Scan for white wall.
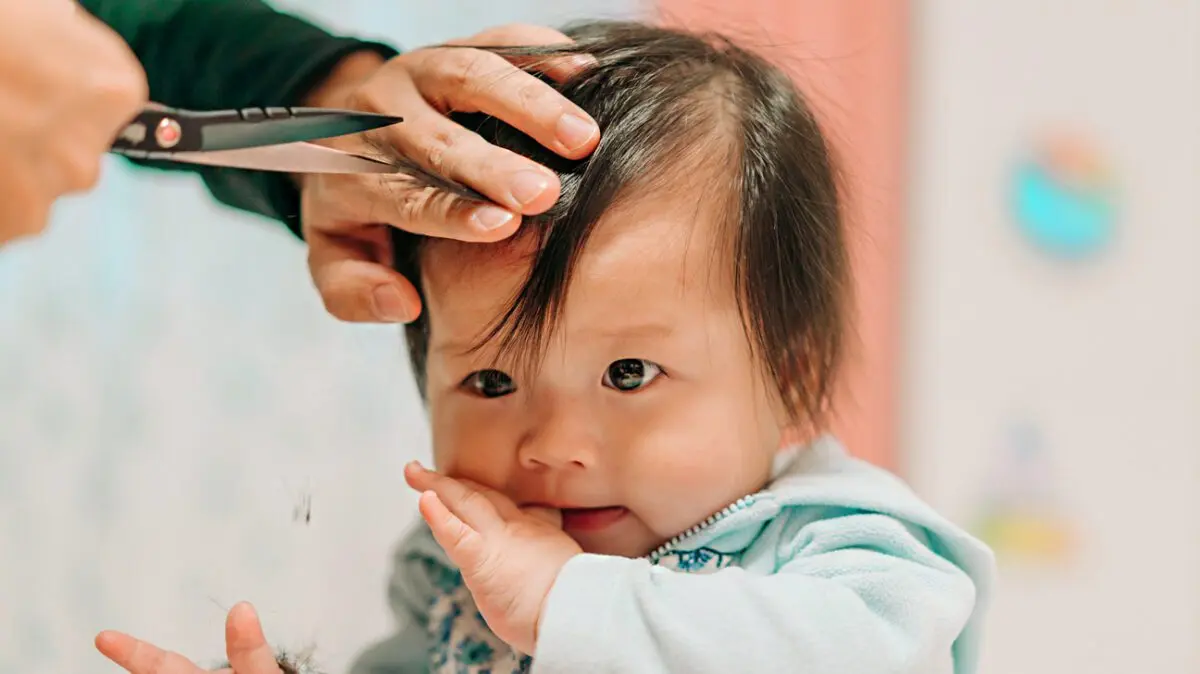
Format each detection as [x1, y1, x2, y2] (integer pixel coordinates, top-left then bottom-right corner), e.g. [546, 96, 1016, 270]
[904, 1, 1200, 672]
[0, 3, 638, 674]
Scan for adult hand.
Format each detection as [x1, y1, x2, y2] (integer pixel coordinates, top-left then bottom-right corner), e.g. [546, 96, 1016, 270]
[299, 24, 600, 323]
[0, 0, 148, 247]
[95, 601, 285, 674]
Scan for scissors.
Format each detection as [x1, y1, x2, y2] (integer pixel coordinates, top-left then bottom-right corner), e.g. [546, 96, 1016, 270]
[109, 103, 404, 174]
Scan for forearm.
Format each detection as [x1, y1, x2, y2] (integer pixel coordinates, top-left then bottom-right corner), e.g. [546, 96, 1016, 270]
[534, 518, 979, 673]
[79, 0, 396, 232]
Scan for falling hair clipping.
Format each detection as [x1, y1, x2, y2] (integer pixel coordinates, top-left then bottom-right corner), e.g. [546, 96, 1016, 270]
[276, 654, 319, 674]
[215, 651, 322, 674]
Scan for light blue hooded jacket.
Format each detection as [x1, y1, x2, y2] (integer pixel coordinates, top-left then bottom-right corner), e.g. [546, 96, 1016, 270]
[350, 436, 995, 674]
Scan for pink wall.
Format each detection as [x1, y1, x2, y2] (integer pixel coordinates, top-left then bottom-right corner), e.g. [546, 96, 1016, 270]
[657, 0, 910, 469]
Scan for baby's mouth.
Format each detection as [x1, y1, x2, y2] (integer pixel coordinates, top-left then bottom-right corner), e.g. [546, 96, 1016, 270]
[560, 506, 629, 532]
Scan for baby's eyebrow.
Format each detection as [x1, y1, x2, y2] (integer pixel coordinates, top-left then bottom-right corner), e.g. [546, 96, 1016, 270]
[430, 337, 478, 357]
[579, 322, 677, 341]
[431, 321, 677, 355]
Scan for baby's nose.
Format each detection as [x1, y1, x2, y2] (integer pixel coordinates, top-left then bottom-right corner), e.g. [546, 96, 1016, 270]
[518, 440, 595, 471]
[516, 402, 599, 471]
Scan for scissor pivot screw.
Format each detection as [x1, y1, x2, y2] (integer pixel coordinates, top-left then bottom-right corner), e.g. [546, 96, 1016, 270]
[155, 117, 183, 149]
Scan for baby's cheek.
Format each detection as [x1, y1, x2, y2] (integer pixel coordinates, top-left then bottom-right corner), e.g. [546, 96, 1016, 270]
[429, 400, 505, 477]
[627, 386, 775, 508]
[623, 415, 763, 518]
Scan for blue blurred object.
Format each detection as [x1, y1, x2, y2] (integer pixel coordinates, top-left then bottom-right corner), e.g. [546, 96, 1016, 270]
[1010, 141, 1118, 259]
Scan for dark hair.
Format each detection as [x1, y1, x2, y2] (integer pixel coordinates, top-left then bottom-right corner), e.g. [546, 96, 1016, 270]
[389, 20, 849, 428]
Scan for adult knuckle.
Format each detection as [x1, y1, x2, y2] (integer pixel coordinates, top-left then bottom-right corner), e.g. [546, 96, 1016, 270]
[516, 79, 553, 117]
[388, 184, 437, 229]
[388, 185, 423, 222]
[421, 126, 474, 175]
[438, 48, 488, 91]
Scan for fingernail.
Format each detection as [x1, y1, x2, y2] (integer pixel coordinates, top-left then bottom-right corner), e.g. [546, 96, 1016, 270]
[509, 170, 550, 207]
[556, 112, 598, 152]
[471, 206, 516, 231]
[371, 285, 409, 322]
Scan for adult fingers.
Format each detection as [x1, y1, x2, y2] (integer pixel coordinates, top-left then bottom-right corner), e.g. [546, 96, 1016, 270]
[362, 78, 559, 217]
[225, 602, 284, 674]
[93, 631, 212, 674]
[406, 46, 597, 160]
[305, 226, 422, 323]
[451, 23, 594, 83]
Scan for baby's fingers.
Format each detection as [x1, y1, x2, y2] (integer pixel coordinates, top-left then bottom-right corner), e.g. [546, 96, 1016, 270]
[404, 462, 505, 532]
[94, 631, 219, 674]
[419, 489, 490, 573]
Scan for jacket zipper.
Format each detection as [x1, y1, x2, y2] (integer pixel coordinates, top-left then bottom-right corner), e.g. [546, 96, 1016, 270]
[646, 494, 759, 564]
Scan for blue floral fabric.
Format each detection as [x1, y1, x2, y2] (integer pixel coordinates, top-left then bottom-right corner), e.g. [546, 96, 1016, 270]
[426, 548, 736, 674]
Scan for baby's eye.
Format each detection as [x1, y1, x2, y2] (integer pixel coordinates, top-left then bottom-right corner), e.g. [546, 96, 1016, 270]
[602, 359, 663, 392]
[461, 369, 516, 398]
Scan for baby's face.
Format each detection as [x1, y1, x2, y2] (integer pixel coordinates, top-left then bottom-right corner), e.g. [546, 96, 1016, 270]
[419, 190, 785, 558]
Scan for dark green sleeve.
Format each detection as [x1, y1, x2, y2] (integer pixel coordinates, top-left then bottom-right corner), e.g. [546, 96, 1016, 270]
[79, 0, 398, 237]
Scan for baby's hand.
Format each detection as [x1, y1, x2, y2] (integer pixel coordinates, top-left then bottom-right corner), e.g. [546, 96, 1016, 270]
[96, 602, 284, 674]
[405, 461, 582, 656]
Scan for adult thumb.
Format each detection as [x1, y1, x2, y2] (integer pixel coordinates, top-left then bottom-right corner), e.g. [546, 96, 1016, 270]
[306, 231, 422, 323]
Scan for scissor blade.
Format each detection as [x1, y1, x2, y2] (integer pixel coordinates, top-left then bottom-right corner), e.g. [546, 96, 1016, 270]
[135, 142, 400, 174]
[200, 111, 402, 151]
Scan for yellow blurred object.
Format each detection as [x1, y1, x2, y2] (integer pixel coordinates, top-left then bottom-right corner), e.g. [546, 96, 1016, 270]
[976, 512, 1074, 562]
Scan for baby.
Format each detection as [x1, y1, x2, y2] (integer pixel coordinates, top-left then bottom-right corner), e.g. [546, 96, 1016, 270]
[96, 20, 994, 674]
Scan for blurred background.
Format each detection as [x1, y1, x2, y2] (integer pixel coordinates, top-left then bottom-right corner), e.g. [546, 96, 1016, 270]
[1, 1, 1196, 673]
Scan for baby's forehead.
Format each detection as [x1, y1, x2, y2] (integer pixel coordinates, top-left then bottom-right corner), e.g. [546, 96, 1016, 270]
[420, 191, 737, 328]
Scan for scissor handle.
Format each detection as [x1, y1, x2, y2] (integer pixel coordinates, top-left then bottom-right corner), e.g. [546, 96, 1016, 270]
[111, 105, 358, 153]
[113, 105, 231, 153]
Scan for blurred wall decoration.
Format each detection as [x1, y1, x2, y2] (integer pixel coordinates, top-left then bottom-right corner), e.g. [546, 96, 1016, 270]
[1010, 131, 1119, 260]
[970, 417, 1075, 564]
[903, 2, 1200, 673]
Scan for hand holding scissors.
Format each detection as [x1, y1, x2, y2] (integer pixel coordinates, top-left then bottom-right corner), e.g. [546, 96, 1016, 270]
[3, 17, 600, 326]
[0, 0, 147, 246]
